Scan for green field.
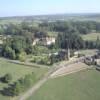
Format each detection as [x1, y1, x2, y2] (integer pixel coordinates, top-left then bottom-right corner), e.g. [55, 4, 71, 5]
[47, 31, 58, 37]
[82, 33, 100, 41]
[28, 69, 100, 100]
[78, 49, 98, 55]
[0, 58, 48, 100]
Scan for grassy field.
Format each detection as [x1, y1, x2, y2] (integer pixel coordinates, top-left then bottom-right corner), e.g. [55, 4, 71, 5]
[47, 31, 58, 37]
[0, 19, 22, 25]
[78, 49, 98, 56]
[0, 58, 48, 100]
[28, 69, 100, 100]
[81, 33, 100, 41]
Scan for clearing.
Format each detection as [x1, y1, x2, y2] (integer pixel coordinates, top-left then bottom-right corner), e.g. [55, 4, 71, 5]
[81, 33, 100, 41]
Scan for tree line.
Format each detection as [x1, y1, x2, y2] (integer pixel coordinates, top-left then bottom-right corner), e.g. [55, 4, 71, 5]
[0, 21, 100, 61]
[39, 21, 100, 34]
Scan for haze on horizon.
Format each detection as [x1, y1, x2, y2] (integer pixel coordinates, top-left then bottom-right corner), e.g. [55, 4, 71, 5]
[0, 0, 100, 17]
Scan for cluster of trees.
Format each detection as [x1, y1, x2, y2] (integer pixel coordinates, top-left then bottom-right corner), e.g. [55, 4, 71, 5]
[1, 21, 100, 37]
[0, 73, 12, 83]
[0, 22, 49, 60]
[31, 56, 50, 65]
[56, 28, 84, 50]
[1, 36, 32, 60]
[39, 21, 100, 34]
[50, 49, 75, 64]
[0, 22, 47, 38]
[0, 20, 100, 62]
[56, 32, 100, 50]
[50, 52, 66, 64]
[1, 72, 35, 96]
[84, 37, 100, 49]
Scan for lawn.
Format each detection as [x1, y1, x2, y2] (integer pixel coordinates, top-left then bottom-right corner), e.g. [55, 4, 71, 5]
[0, 58, 48, 100]
[81, 33, 100, 41]
[28, 69, 100, 100]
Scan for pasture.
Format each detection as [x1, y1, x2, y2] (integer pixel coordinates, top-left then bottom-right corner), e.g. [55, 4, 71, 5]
[28, 69, 100, 100]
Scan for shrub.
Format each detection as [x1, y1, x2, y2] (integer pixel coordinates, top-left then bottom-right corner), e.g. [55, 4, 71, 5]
[18, 51, 26, 62]
[3, 73, 12, 83]
[1, 72, 36, 96]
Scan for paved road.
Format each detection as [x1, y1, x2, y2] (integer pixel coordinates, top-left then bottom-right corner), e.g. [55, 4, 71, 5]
[18, 57, 85, 100]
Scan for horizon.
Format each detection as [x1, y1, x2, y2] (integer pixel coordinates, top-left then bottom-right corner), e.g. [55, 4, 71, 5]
[1, 13, 100, 18]
[0, 0, 100, 17]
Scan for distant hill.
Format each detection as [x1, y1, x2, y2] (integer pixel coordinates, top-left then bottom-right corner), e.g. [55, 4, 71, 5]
[0, 13, 100, 22]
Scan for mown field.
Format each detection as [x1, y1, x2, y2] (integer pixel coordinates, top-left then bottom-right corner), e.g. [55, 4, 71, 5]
[0, 58, 48, 100]
[28, 69, 100, 100]
[82, 33, 100, 41]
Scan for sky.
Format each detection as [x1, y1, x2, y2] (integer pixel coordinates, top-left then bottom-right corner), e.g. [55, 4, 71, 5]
[0, 0, 100, 17]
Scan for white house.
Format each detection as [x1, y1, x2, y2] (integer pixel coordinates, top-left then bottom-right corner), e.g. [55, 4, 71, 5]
[32, 38, 39, 46]
[0, 40, 3, 45]
[40, 37, 56, 46]
[32, 37, 56, 46]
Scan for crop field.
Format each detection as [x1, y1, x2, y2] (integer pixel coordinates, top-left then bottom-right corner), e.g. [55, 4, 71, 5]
[28, 69, 100, 100]
[0, 58, 48, 100]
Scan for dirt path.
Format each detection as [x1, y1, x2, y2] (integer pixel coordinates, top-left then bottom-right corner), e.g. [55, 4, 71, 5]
[18, 57, 86, 100]
[50, 62, 89, 78]
[0, 57, 49, 68]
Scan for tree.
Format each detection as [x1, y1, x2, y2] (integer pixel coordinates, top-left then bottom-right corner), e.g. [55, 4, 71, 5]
[12, 81, 22, 96]
[35, 31, 47, 38]
[3, 73, 12, 83]
[56, 29, 84, 50]
[3, 46, 16, 59]
[96, 36, 100, 49]
[18, 51, 26, 62]
[11, 36, 26, 53]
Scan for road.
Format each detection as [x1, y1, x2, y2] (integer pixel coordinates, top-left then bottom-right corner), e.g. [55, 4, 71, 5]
[1, 57, 49, 68]
[18, 57, 85, 100]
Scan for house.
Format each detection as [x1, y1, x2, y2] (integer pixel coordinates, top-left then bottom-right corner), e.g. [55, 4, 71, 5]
[32, 37, 56, 46]
[40, 37, 56, 46]
[0, 35, 12, 45]
[32, 38, 39, 46]
[49, 52, 58, 56]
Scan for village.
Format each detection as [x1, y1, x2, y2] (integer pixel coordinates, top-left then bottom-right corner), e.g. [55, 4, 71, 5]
[0, 32, 100, 69]
[0, 16, 100, 100]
